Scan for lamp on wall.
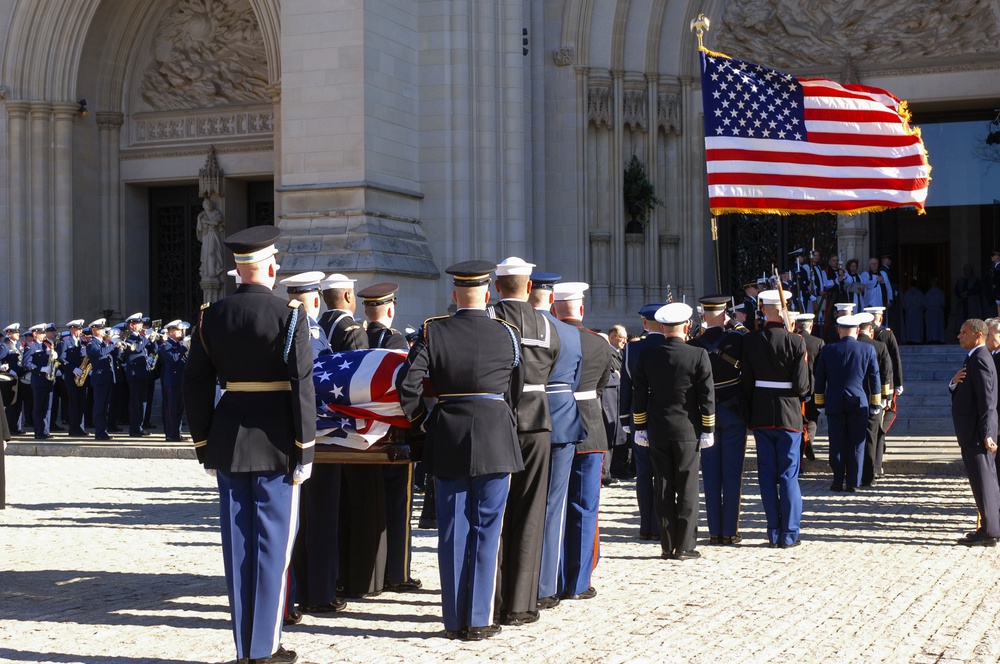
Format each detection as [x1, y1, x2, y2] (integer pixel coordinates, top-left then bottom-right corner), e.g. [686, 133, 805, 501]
[987, 109, 1000, 145]
[78, 99, 87, 116]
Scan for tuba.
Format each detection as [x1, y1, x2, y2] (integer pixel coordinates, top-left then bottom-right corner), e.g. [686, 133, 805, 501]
[75, 357, 92, 387]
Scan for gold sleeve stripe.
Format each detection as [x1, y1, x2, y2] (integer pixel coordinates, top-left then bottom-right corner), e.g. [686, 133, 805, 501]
[296, 440, 315, 449]
[701, 414, 715, 426]
[193, 440, 208, 448]
[814, 393, 825, 405]
[870, 393, 882, 406]
[634, 412, 647, 425]
[882, 384, 892, 396]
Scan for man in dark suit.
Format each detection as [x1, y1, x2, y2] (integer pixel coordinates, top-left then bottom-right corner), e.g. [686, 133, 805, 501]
[396, 260, 524, 641]
[950, 318, 1000, 547]
[857, 317, 892, 487]
[183, 225, 316, 664]
[740, 290, 810, 548]
[633, 302, 715, 561]
[815, 313, 881, 493]
[619, 303, 666, 541]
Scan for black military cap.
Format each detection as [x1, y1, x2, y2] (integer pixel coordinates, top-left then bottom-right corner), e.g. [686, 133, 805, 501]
[742, 281, 759, 290]
[357, 282, 399, 305]
[698, 295, 731, 311]
[225, 225, 281, 264]
[639, 303, 666, 319]
[530, 271, 561, 290]
[446, 260, 495, 287]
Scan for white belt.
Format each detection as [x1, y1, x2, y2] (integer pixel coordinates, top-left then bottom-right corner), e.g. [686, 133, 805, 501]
[574, 390, 598, 401]
[755, 380, 792, 389]
[523, 383, 546, 393]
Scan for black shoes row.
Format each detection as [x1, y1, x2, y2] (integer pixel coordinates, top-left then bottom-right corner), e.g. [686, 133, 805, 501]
[236, 645, 298, 664]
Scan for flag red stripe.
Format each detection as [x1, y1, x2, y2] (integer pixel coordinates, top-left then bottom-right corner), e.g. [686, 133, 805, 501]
[708, 172, 929, 191]
[806, 132, 922, 148]
[804, 108, 902, 123]
[705, 148, 927, 169]
[709, 196, 926, 212]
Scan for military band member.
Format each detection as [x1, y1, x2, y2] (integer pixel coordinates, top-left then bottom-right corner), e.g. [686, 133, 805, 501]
[529, 272, 585, 610]
[183, 225, 316, 664]
[857, 317, 892, 487]
[0, 340, 10, 507]
[794, 313, 824, 461]
[620, 303, 666, 542]
[552, 282, 612, 594]
[109, 323, 129, 433]
[815, 313, 881, 493]
[24, 323, 55, 439]
[59, 320, 88, 436]
[86, 319, 116, 441]
[689, 295, 748, 545]
[489, 256, 559, 626]
[119, 313, 152, 437]
[633, 302, 715, 561]
[3, 324, 25, 435]
[396, 260, 524, 641]
[741, 290, 810, 548]
[141, 317, 158, 432]
[158, 320, 189, 442]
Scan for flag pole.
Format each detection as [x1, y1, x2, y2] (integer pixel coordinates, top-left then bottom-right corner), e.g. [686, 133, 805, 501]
[711, 216, 722, 292]
[690, 14, 710, 51]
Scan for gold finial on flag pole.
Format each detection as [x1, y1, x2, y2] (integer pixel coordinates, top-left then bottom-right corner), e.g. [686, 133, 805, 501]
[690, 14, 711, 50]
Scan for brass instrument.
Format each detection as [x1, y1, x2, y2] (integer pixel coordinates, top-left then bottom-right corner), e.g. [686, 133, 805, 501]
[75, 357, 92, 387]
[146, 322, 162, 372]
[44, 341, 60, 382]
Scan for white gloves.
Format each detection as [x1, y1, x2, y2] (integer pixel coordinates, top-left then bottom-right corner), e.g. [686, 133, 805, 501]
[895, 386, 904, 396]
[73, 367, 84, 377]
[633, 430, 649, 447]
[699, 433, 715, 449]
[204, 467, 216, 478]
[293, 463, 313, 485]
[622, 425, 632, 434]
[870, 405, 883, 415]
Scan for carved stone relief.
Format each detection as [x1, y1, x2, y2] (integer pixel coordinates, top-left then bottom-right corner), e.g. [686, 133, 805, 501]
[715, 0, 1000, 68]
[588, 82, 613, 129]
[657, 92, 681, 135]
[622, 89, 648, 132]
[138, 0, 269, 111]
[134, 108, 273, 143]
[553, 47, 575, 67]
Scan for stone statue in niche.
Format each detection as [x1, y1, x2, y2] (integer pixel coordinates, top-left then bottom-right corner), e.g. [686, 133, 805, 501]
[197, 197, 225, 302]
[715, 0, 1000, 68]
[138, 0, 269, 111]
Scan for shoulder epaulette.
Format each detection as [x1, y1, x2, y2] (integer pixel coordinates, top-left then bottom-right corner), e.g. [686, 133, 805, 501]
[288, 300, 302, 309]
[200, 302, 210, 310]
[423, 315, 449, 326]
[492, 317, 520, 334]
[345, 324, 362, 332]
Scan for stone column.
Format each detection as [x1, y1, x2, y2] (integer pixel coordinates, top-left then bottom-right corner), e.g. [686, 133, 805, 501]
[625, 232, 645, 315]
[6, 101, 30, 319]
[265, 82, 281, 219]
[29, 103, 53, 319]
[837, 213, 869, 266]
[589, 230, 611, 311]
[52, 102, 77, 322]
[96, 112, 123, 312]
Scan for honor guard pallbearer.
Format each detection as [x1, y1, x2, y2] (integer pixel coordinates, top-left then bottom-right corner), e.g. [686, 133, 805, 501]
[856, 316, 892, 487]
[867, 305, 903, 480]
[183, 225, 316, 664]
[793, 313, 824, 461]
[157, 320, 190, 442]
[396, 260, 524, 641]
[740, 290, 810, 548]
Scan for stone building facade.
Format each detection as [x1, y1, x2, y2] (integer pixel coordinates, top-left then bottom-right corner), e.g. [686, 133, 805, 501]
[0, 0, 997, 331]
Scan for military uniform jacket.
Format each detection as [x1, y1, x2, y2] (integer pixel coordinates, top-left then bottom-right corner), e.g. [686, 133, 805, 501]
[540, 311, 586, 445]
[689, 326, 746, 417]
[58, 335, 86, 374]
[814, 336, 880, 414]
[572, 324, 613, 452]
[3, 338, 23, 382]
[396, 309, 524, 478]
[742, 296, 759, 332]
[619, 332, 664, 427]
[874, 326, 903, 389]
[183, 283, 317, 473]
[489, 299, 558, 434]
[86, 338, 117, 386]
[601, 350, 626, 447]
[952, 345, 998, 447]
[633, 337, 715, 440]
[800, 332, 825, 396]
[157, 338, 188, 388]
[24, 341, 54, 387]
[120, 332, 152, 380]
[367, 321, 408, 351]
[318, 308, 368, 352]
[858, 333, 893, 403]
[740, 322, 810, 430]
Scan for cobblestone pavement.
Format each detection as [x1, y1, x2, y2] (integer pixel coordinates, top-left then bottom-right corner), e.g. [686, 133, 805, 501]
[2, 456, 1000, 664]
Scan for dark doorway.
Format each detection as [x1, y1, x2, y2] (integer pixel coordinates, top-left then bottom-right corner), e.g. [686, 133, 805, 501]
[247, 180, 275, 228]
[148, 185, 203, 324]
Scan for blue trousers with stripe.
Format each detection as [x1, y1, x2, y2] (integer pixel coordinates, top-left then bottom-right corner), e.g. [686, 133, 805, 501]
[752, 429, 802, 546]
[562, 451, 603, 596]
[435, 473, 509, 631]
[700, 405, 747, 538]
[538, 442, 575, 599]
[217, 470, 299, 660]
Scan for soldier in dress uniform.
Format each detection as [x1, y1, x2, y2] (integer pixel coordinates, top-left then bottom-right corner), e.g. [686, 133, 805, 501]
[108, 323, 128, 433]
[866, 306, 903, 480]
[59, 320, 88, 436]
[857, 317, 892, 487]
[787, 248, 811, 315]
[823, 302, 855, 345]
[282, 271, 331, 360]
[689, 295, 748, 545]
[551, 282, 613, 595]
[814, 312, 881, 493]
[396, 260, 523, 641]
[46, 324, 67, 432]
[742, 282, 761, 332]
[0, 338, 10, 507]
[633, 302, 715, 561]
[356, 281, 423, 594]
[740, 290, 810, 548]
[528, 272, 585, 611]
[86, 319, 117, 441]
[23, 323, 56, 439]
[3, 324, 25, 435]
[120, 313, 153, 437]
[793, 313, 824, 461]
[619, 303, 666, 542]
[488, 256, 559, 627]
[141, 317, 159, 432]
[157, 320, 189, 442]
[183, 225, 316, 664]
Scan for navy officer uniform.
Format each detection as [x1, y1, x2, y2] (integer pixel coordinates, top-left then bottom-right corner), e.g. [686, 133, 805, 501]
[357, 281, 422, 593]
[120, 313, 153, 437]
[814, 313, 881, 493]
[740, 290, 810, 548]
[157, 320, 189, 442]
[552, 282, 612, 595]
[0, 341, 10, 508]
[488, 256, 559, 626]
[857, 318, 892, 487]
[619, 303, 665, 541]
[3, 323, 25, 435]
[633, 302, 715, 560]
[86, 319, 117, 441]
[688, 295, 748, 545]
[530, 272, 585, 609]
[23, 323, 55, 439]
[396, 260, 524, 641]
[59, 320, 88, 436]
[868, 306, 903, 479]
[183, 225, 316, 664]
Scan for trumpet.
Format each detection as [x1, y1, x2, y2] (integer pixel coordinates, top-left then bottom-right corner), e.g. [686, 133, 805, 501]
[44, 343, 60, 382]
[75, 357, 92, 387]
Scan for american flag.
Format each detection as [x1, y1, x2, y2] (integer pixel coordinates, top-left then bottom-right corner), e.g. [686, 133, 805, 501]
[700, 50, 930, 216]
[314, 348, 411, 449]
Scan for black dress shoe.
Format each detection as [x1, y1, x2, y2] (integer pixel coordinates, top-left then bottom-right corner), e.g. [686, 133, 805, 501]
[94, 435, 113, 441]
[602, 477, 617, 487]
[639, 533, 657, 541]
[804, 447, 816, 460]
[765, 542, 779, 549]
[108, 426, 123, 433]
[709, 535, 722, 545]
[960, 536, 998, 547]
[830, 483, 844, 492]
[345, 589, 381, 599]
[672, 550, 701, 561]
[384, 578, 422, 592]
[781, 540, 802, 549]
[846, 486, 858, 493]
[138, 431, 153, 437]
[466, 624, 502, 641]
[418, 518, 438, 529]
[301, 598, 347, 613]
[562, 587, 597, 600]
[13, 429, 26, 435]
[69, 429, 87, 437]
[537, 595, 560, 610]
[249, 646, 297, 664]
[444, 627, 468, 640]
[50, 424, 65, 432]
[283, 611, 302, 626]
[722, 534, 743, 545]
[500, 611, 539, 626]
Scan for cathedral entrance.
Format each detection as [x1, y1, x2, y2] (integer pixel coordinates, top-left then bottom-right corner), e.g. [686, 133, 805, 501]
[148, 185, 205, 325]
